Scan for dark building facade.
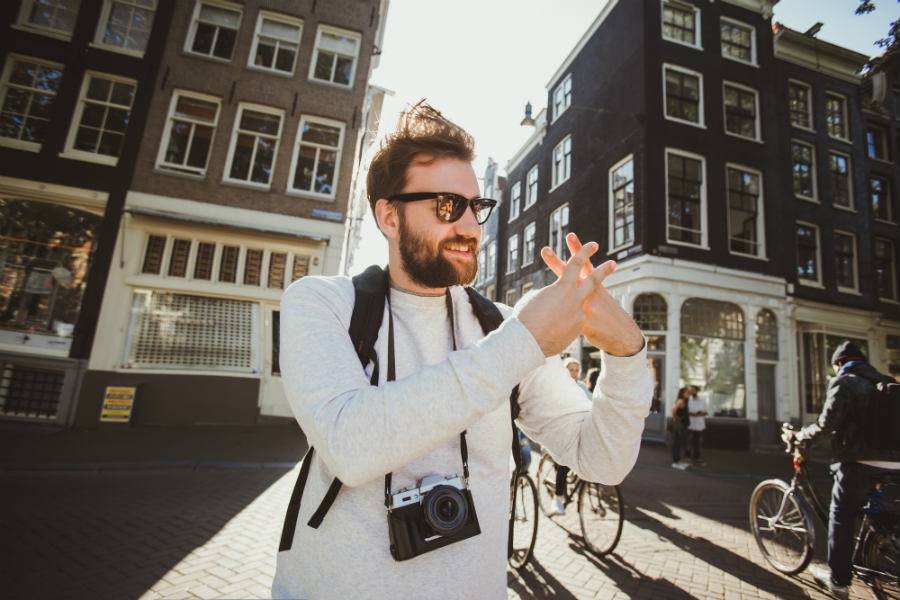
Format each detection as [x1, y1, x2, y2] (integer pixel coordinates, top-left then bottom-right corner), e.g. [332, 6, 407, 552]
[492, 0, 900, 449]
[0, 0, 174, 425]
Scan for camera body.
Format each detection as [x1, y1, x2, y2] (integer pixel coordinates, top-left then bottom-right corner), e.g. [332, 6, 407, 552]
[387, 474, 481, 561]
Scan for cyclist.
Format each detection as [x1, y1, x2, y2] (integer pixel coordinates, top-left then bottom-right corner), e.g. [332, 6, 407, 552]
[784, 340, 900, 598]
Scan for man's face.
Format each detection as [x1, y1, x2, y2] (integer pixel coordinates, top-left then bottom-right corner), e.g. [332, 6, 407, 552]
[395, 158, 481, 289]
[567, 362, 581, 380]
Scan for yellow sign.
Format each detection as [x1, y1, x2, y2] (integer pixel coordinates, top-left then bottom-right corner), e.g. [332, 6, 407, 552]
[100, 386, 136, 423]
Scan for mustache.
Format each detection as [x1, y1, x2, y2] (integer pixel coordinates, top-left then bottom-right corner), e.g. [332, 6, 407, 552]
[439, 236, 478, 253]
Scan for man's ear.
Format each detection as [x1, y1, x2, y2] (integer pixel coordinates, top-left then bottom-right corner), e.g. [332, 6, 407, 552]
[375, 198, 400, 240]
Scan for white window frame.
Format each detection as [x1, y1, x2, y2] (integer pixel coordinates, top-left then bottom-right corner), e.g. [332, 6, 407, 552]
[722, 80, 761, 142]
[287, 114, 345, 201]
[506, 233, 519, 274]
[719, 16, 756, 66]
[828, 150, 854, 212]
[796, 221, 822, 287]
[308, 24, 361, 89]
[824, 91, 850, 142]
[222, 102, 284, 190]
[509, 181, 521, 222]
[871, 175, 895, 223]
[61, 71, 137, 166]
[184, 0, 243, 63]
[15, 0, 81, 41]
[247, 10, 303, 76]
[608, 154, 635, 252]
[660, 0, 702, 50]
[725, 163, 766, 260]
[665, 148, 708, 249]
[876, 237, 898, 301]
[155, 90, 221, 177]
[551, 135, 572, 190]
[487, 240, 497, 280]
[525, 165, 539, 209]
[552, 73, 572, 121]
[521, 281, 534, 296]
[92, 0, 158, 58]
[663, 63, 705, 128]
[791, 139, 818, 203]
[522, 222, 536, 266]
[788, 79, 814, 132]
[833, 229, 859, 294]
[548, 203, 570, 257]
[505, 289, 517, 306]
[0, 54, 64, 153]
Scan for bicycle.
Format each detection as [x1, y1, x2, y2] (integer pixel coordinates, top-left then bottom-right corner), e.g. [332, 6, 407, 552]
[749, 423, 900, 599]
[508, 466, 539, 570]
[535, 450, 624, 556]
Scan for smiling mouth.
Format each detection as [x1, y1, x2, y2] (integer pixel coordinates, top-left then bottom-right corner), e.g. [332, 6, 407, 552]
[443, 244, 474, 260]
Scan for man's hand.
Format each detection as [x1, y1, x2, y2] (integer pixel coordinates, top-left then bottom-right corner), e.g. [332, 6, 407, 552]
[516, 241, 598, 356]
[542, 233, 645, 357]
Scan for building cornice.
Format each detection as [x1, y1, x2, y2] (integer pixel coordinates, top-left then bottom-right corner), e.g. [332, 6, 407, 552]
[0, 175, 108, 215]
[774, 25, 869, 83]
[545, 0, 620, 92]
[719, 0, 778, 19]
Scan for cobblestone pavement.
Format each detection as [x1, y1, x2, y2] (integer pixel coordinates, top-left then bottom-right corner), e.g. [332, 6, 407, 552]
[0, 446, 877, 599]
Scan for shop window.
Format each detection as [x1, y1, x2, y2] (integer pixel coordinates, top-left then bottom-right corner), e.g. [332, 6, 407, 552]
[801, 333, 868, 415]
[634, 293, 667, 415]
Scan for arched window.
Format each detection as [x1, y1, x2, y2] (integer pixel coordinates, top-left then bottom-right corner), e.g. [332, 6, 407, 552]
[633, 293, 667, 417]
[633, 293, 667, 332]
[680, 299, 746, 418]
[755, 309, 778, 361]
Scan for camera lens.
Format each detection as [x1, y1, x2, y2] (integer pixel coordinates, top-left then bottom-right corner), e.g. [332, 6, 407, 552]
[422, 485, 469, 536]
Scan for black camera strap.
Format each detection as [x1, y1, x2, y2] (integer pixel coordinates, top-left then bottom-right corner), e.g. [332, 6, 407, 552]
[384, 288, 469, 509]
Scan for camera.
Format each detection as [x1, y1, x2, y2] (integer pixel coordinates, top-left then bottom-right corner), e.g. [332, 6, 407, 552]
[387, 474, 481, 561]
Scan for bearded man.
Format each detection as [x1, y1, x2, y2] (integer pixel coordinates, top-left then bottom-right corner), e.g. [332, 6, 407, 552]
[272, 102, 651, 600]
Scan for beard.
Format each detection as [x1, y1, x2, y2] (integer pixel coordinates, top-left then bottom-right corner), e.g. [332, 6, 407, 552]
[398, 212, 479, 289]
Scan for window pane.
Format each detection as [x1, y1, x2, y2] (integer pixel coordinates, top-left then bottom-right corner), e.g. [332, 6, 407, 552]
[268, 252, 286, 289]
[141, 234, 166, 274]
[218, 245, 239, 282]
[243, 249, 263, 286]
[291, 255, 309, 281]
[193, 242, 215, 280]
[167, 238, 191, 277]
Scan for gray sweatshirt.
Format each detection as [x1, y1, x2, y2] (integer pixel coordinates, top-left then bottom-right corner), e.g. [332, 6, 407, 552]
[272, 276, 652, 599]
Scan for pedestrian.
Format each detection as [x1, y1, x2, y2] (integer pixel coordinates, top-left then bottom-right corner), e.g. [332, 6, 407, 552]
[784, 341, 900, 599]
[549, 358, 593, 516]
[670, 387, 690, 469]
[564, 357, 590, 397]
[686, 385, 707, 465]
[272, 101, 652, 600]
[585, 367, 600, 394]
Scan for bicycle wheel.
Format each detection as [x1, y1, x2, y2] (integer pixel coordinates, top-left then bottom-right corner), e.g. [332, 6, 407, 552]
[578, 482, 624, 557]
[748, 479, 814, 575]
[536, 452, 557, 516]
[860, 527, 900, 600]
[508, 472, 539, 570]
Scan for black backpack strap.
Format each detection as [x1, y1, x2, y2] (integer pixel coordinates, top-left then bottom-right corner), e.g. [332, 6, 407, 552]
[278, 446, 315, 551]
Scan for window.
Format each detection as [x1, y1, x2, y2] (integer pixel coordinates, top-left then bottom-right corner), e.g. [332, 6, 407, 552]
[218, 245, 239, 282]
[487, 241, 497, 280]
[194, 242, 215, 280]
[551, 135, 572, 188]
[485, 284, 495, 301]
[521, 282, 534, 296]
[95, 0, 157, 55]
[723, 82, 759, 140]
[185, 1, 241, 61]
[720, 17, 755, 64]
[0, 55, 64, 151]
[17, 0, 81, 39]
[825, 93, 849, 140]
[788, 81, 813, 130]
[834, 231, 858, 292]
[291, 254, 310, 281]
[801, 333, 869, 414]
[871, 176, 893, 222]
[634, 293, 667, 414]
[156, 91, 220, 176]
[476, 249, 485, 285]
[681, 299, 746, 418]
[726, 165, 764, 257]
[661, 0, 700, 48]
[289, 115, 344, 199]
[875, 238, 897, 300]
[609, 155, 634, 250]
[523, 222, 536, 266]
[268, 252, 287, 289]
[867, 126, 889, 161]
[64, 72, 136, 165]
[309, 25, 361, 87]
[755, 310, 778, 361]
[664, 65, 703, 126]
[249, 11, 302, 75]
[791, 141, 816, 200]
[141, 235, 166, 274]
[549, 203, 570, 257]
[796, 223, 821, 285]
[224, 104, 283, 188]
[167, 238, 191, 277]
[126, 291, 258, 372]
[243, 248, 263, 286]
[666, 149, 705, 247]
[506, 234, 519, 274]
[553, 74, 572, 120]
[829, 152, 853, 210]
[525, 165, 538, 209]
[509, 182, 521, 221]
[505, 288, 518, 306]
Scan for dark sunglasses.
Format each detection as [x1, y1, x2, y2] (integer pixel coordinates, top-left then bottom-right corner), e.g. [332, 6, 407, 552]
[387, 192, 497, 225]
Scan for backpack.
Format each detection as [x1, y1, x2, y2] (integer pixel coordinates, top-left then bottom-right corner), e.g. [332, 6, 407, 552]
[279, 265, 523, 553]
[861, 381, 900, 452]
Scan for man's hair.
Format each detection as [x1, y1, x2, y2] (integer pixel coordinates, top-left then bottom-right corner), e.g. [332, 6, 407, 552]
[366, 100, 475, 216]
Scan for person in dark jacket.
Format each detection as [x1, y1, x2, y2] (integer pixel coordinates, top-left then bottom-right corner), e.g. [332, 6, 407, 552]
[786, 341, 900, 598]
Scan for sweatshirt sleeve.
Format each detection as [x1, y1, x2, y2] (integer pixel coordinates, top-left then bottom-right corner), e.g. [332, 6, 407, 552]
[515, 345, 653, 485]
[279, 276, 546, 487]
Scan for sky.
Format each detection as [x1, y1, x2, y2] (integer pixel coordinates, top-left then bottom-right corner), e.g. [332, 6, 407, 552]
[349, 0, 900, 274]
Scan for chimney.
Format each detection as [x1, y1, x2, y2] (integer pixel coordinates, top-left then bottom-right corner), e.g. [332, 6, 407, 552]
[804, 22, 823, 37]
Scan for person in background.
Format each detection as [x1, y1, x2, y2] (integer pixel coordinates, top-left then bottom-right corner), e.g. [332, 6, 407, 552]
[564, 357, 590, 397]
[686, 385, 707, 466]
[550, 358, 592, 515]
[670, 387, 690, 470]
[585, 367, 600, 394]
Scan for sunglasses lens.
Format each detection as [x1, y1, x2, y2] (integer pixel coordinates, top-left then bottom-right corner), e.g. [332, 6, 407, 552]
[473, 201, 492, 224]
[436, 195, 468, 222]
